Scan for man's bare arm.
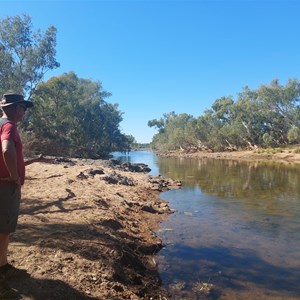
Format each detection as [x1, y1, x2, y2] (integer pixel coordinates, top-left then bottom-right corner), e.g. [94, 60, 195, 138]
[1, 139, 19, 183]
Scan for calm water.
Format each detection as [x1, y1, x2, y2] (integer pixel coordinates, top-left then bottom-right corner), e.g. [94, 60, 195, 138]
[113, 151, 300, 299]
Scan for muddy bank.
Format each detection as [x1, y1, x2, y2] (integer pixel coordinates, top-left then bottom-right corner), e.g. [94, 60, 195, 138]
[4, 158, 178, 300]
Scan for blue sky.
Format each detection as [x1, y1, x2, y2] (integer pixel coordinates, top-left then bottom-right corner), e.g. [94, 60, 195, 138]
[1, 0, 300, 143]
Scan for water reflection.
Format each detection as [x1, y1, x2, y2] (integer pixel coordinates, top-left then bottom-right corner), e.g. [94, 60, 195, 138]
[156, 157, 300, 299]
[157, 158, 300, 217]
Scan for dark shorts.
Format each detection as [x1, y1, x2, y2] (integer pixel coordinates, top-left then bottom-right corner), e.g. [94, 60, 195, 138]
[0, 185, 21, 233]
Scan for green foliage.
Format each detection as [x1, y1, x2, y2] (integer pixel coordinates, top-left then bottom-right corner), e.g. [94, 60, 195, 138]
[28, 72, 130, 158]
[262, 133, 273, 147]
[149, 112, 197, 151]
[0, 14, 59, 97]
[149, 79, 300, 152]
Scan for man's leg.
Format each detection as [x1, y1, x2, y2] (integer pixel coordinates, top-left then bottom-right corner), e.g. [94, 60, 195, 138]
[0, 232, 26, 298]
[0, 233, 9, 267]
[0, 187, 27, 279]
[0, 185, 19, 268]
[0, 233, 28, 280]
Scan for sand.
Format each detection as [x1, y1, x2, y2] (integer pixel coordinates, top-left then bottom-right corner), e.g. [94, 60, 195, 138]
[158, 148, 300, 164]
[2, 158, 173, 300]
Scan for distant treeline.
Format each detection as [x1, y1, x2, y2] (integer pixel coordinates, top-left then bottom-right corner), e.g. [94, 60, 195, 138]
[148, 79, 300, 152]
[0, 15, 135, 158]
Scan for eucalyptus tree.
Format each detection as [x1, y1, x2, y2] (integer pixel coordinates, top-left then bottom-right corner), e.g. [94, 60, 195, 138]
[233, 86, 268, 148]
[148, 112, 175, 150]
[149, 78, 300, 151]
[0, 14, 59, 97]
[206, 97, 237, 150]
[255, 79, 300, 145]
[98, 101, 129, 155]
[194, 110, 214, 149]
[30, 72, 127, 158]
[165, 113, 195, 150]
[149, 112, 198, 150]
[211, 96, 235, 125]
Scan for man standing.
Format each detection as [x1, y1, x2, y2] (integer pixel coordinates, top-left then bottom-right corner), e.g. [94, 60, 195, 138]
[0, 93, 33, 281]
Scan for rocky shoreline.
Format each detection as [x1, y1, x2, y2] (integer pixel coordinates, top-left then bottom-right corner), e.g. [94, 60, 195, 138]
[4, 158, 179, 300]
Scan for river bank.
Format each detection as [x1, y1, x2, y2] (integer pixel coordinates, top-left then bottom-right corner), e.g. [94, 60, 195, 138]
[157, 147, 300, 164]
[2, 158, 179, 300]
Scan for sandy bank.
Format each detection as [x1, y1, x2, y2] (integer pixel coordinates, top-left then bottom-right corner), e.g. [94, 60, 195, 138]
[4, 158, 176, 300]
[157, 148, 300, 164]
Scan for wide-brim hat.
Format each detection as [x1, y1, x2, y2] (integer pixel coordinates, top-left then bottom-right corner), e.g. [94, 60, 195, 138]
[0, 93, 33, 108]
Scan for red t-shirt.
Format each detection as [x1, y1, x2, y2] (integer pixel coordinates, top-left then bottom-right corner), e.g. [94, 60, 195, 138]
[0, 121, 25, 185]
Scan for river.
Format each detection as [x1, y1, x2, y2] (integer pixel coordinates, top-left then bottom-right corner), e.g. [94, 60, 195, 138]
[113, 151, 300, 299]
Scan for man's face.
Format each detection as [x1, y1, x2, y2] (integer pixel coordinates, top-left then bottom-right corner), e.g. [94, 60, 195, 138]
[15, 104, 27, 122]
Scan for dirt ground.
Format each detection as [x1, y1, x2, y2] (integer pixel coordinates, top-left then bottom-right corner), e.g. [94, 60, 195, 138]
[2, 158, 174, 300]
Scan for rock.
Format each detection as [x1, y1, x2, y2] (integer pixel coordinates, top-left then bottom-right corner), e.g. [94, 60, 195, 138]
[86, 168, 105, 176]
[120, 162, 151, 173]
[105, 159, 151, 173]
[141, 205, 158, 214]
[138, 242, 163, 254]
[148, 175, 182, 191]
[76, 172, 89, 179]
[102, 171, 136, 186]
[100, 219, 123, 230]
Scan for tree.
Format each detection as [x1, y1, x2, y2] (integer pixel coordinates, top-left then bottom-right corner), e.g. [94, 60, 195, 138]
[149, 79, 300, 151]
[0, 14, 59, 97]
[233, 88, 266, 148]
[255, 79, 300, 145]
[211, 96, 234, 125]
[149, 112, 199, 151]
[29, 72, 127, 158]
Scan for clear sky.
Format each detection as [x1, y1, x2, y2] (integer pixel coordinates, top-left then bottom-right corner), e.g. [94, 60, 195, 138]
[1, 0, 300, 143]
